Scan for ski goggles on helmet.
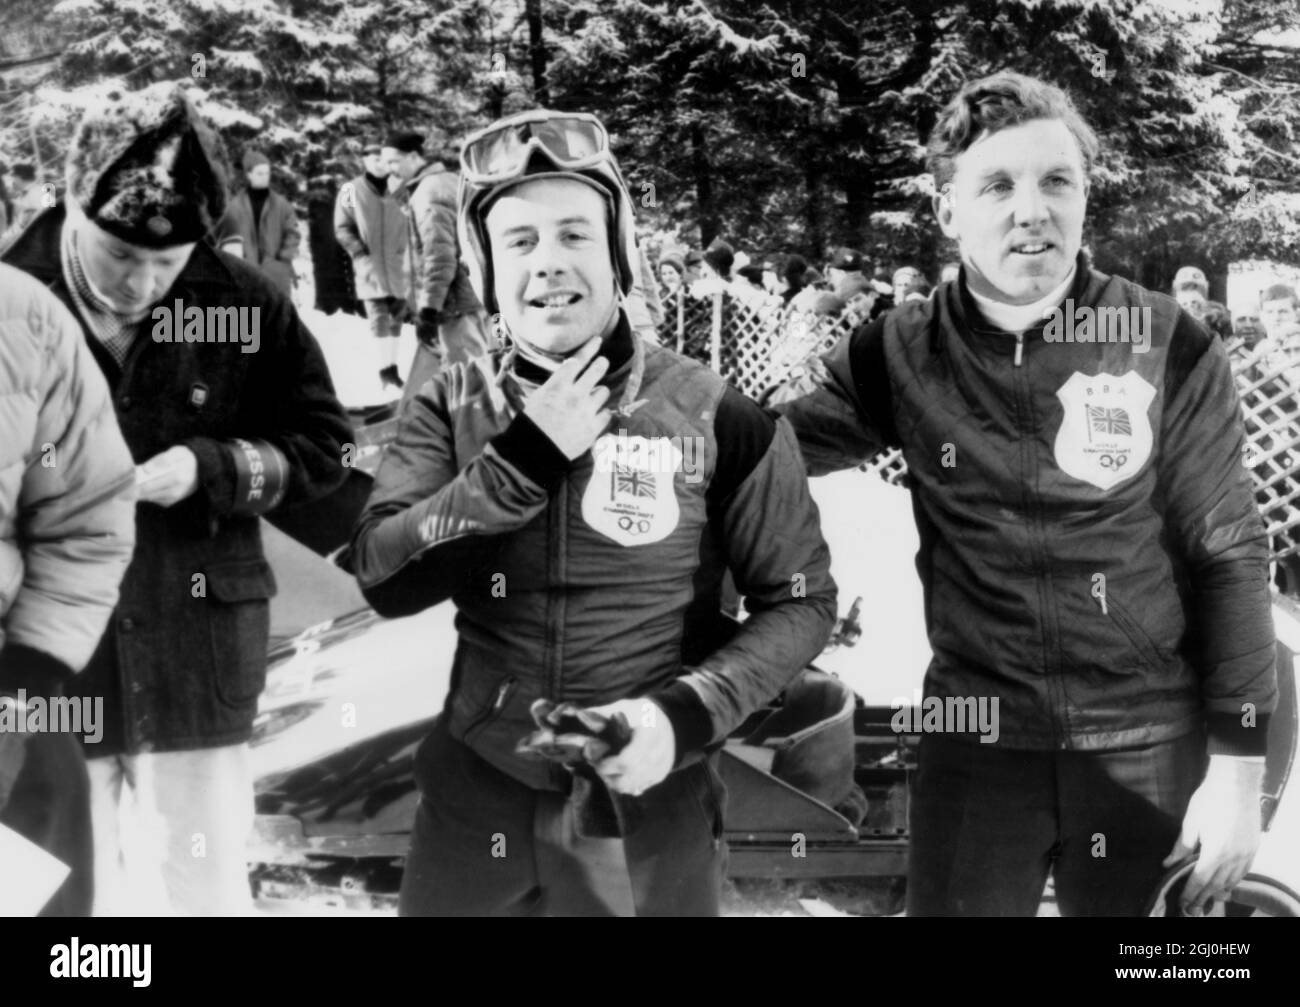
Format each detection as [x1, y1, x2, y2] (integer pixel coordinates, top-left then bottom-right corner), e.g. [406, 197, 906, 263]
[461, 111, 611, 185]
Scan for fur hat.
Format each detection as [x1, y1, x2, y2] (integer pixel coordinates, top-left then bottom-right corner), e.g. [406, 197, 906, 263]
[65, 85, 230, 248]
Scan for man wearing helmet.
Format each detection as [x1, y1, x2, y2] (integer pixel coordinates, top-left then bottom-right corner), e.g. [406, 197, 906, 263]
[348, 110, 836, 916]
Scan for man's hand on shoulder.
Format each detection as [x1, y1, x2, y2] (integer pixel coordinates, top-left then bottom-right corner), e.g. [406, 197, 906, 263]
[1164, 754, 1266, 916]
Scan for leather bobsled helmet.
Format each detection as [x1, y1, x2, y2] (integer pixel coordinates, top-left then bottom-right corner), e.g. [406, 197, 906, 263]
[457, 109, 638, 316]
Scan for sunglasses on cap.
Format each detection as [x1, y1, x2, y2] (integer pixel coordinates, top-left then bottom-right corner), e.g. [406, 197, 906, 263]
[461, 111, 610, 185]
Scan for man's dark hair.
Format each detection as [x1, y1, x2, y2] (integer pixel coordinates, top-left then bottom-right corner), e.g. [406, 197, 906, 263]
[703, 238, 734, 279]
[926, 72, 1100, 191]
[1260, 283, 1298, 307]
[384, 131, 425, 155]
[781, 254, 809, 301]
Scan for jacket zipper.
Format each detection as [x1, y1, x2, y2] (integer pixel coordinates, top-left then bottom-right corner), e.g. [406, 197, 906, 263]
[545, 481, 565, 700]
[1010, 330, 1067, 745]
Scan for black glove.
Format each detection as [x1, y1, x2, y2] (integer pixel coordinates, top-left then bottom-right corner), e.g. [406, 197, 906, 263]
[418, 307, 441, 327]
[516, 699, 641, 838]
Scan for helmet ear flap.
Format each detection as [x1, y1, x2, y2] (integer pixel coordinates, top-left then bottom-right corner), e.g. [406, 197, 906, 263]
[457, 176, 496, 315]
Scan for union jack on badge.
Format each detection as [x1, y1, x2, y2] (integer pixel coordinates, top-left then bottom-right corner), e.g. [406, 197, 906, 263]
[1086, 405, 1132, 438]
[582, 433, 681, 546]
[614, 465, 656, 500]
[1054, 370, 1155, 491]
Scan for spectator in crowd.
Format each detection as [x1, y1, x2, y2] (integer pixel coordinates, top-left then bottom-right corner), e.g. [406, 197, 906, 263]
[698, 238, 734, 288]
[1200, 300, 1233, 340]
[1173, 284, 1208, 321]
[826, 247, 868, 299]
[901, 275, 933, 302]
[778, 253, 809, 307]
[778, 70, 1275, 918]
[891, 266, 925, 304]
[789, 265, 827, 314]
[1233, 311, 1265, 348]
[0, 264, 137, 917]
[334, 141, 411, 389]
[383, 132, 490, 407]
[348, 107, 835, 916]
[1172, 265, 1209, 300]
[659, 250, 686, 292]
[684, 247, 704, 284]
[732, 261, 777, 315]
[736, 262, 764, 293]
[841, 281, 882, 325]
[811, 291, 847, 317]
[1259, 283, 1299, 342]
[761, 254, 785, 296]
[307, 171, 365, 318]
[220, 150, 300, 295]
[3, 86, 352, 915]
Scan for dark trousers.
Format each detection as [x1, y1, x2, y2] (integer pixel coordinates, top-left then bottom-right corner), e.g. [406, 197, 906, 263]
[399, 718, 727, 916]
[906, 730, 1205, 917]
[0, 731, 93, 916]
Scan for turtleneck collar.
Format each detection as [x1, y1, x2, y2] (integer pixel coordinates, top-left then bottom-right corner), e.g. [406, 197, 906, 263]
[967, 262, 1078, 333]
[510, 309, 635, 389]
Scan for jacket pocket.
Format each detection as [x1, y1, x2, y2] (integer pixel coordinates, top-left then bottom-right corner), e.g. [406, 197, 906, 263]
[1106, 591, 1170, 675]
[461, 675, 518, 746]
[205, 559, 277, 707]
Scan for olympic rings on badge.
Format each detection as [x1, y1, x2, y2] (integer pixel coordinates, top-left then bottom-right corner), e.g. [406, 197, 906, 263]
[617, 516, 652, 534]
[1099, 453, 1129, 470]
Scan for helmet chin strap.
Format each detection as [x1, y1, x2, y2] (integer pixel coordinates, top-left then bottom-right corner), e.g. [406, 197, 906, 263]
[500, 295, 621, 376]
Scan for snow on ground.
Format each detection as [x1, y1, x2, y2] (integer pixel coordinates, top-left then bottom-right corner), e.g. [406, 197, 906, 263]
[296, 305, 415, 411]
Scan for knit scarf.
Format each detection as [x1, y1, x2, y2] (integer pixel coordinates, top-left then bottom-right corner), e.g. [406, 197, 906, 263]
[61, 215, 154, 369]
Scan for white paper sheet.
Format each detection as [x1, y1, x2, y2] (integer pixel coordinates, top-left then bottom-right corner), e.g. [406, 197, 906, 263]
[0, 822, 70, 916]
